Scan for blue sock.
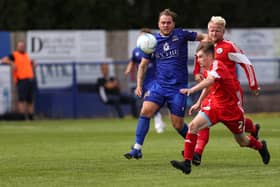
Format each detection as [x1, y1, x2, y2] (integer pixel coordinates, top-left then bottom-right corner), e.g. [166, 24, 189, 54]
[135, 116, 150, 145]
[177, 123, 189, 138]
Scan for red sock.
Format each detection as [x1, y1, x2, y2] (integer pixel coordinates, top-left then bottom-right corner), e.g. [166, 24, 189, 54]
[194, 128, 210, 155]
[247, 135, 262, 150]
[245, 118, 256, 133]
[184, 133, 197, 160]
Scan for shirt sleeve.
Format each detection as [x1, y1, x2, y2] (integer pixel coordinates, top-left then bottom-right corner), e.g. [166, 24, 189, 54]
[181, 28, 197, 41]
[208, 61, 221, 79]
[229, 43, 259, 91]
[193, 55, 201, 75]
[8, 54, 14, 61]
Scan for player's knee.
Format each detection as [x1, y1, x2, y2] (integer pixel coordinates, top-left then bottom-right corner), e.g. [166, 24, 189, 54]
[188, 122, 199, 134]
[170, 117, 184, 130]
[140, 107, 154, 118]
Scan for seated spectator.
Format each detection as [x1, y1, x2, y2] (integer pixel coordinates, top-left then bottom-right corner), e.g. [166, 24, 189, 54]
[97, 64, 139, 118]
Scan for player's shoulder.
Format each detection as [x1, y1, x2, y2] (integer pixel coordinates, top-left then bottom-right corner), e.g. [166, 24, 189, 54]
[216, 39, 241, 53]
[174, 28, 194, 34]
[220, 39, 239, 48]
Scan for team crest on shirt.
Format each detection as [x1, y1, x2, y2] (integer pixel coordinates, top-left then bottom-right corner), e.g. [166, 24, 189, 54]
[172, 35, 179, 41]
[163, 42, 170, 51]
[216, 48, 223, 54]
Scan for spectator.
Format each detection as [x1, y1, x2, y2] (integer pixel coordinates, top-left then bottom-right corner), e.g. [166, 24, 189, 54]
[97, 63, 139, 118]
[1, 41, 36, 120]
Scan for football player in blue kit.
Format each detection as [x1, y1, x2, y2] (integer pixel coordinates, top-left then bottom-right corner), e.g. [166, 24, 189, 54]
[124, 9, 208, 159]
[125, 29, 166, 134]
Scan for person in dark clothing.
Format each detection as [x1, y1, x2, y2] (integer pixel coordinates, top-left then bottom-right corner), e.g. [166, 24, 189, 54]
[97, 63, 138, 118]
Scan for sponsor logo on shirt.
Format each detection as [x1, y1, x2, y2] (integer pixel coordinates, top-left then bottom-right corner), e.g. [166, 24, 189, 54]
[155, 42, 179, 59]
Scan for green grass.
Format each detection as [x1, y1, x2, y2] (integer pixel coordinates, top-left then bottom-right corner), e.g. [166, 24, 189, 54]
[0, 113, 279, 187]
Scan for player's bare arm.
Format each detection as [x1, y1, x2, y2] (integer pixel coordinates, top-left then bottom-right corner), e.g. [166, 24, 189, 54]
[124, 61, 134, 75]
[135, 57, 149, 97]
[194, 74, 204, 82]
[180, 75, 215, 96]
[196, 33, 209, 42]
[188, 88, 210, 115]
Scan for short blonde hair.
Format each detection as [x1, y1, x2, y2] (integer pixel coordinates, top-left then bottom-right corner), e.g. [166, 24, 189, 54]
[208, 16, 226, 28]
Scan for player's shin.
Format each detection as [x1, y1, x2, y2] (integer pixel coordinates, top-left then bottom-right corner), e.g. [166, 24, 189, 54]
[247, 135, 262, 150]
[134, 116, 151, 148]
[244, 118, 256, 133]
[184, 133, 198, 160]
[194, 128, 210, 155]
[177, 123, 189, 138]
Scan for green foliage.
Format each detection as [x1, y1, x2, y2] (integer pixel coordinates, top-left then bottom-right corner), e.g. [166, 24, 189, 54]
[0, 114, 279, 186]
[0, 0, 280, 30]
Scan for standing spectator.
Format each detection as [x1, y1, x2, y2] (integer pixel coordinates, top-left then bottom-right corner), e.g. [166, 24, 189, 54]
[97, 63, 139, 118]
[2, 41, 36, 120]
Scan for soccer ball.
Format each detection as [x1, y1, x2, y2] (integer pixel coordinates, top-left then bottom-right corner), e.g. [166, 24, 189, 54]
[136, 33, 157, 54]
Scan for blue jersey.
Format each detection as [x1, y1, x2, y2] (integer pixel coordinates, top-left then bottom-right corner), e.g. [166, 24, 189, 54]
[144, 28, 197, 89]
[130, 47, 156, 91]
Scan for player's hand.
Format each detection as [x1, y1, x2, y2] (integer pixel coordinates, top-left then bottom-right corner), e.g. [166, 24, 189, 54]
[188, 102, 200, 115]
[134, 87, 142, 97]
[180, 88, 193, 96]
[252, 88, 260, 96]
[124, 70, 130, 75]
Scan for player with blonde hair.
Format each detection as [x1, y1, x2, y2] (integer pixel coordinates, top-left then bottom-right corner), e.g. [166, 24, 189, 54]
[171, 42, 270, 174]
[192, 16, 261, 165]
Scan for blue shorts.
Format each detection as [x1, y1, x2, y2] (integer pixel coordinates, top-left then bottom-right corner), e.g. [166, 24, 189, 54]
[142, 80, 154, 98]
[144, 81, 187, 117]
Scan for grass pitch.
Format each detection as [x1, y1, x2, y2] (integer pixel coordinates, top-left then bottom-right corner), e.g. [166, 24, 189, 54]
[0, 113, 279, 187]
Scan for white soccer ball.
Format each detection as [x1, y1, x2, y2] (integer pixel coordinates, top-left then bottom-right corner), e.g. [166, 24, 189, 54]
[136, 33, 157, 54]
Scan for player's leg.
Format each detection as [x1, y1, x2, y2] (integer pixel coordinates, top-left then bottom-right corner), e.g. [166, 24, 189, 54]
[124, 101, 159, 159]
[237, 90, 260, 139]
[154, 112, 166, 133]
[233, 133, 270, 164]
[168, 91, 189, 138]
[225, 118, 270, 165]
[192, 127, 210, 166]
[170, 111, 210, 174]
[244, 117, 260, 139]
[170, 114, 189, 138]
